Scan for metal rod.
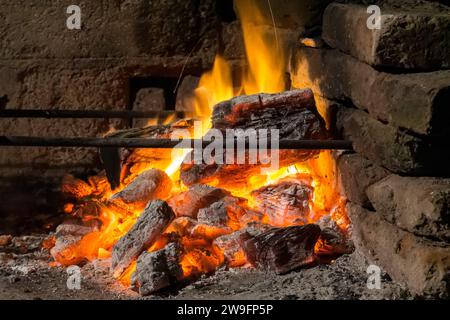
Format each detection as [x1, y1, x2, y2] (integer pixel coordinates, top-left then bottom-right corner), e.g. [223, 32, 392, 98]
[0, 109, 185, 119]
[0, 136, 354, 150]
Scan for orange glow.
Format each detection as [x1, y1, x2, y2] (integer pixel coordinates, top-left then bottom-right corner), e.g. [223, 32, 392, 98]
[49, 0, 348, 289]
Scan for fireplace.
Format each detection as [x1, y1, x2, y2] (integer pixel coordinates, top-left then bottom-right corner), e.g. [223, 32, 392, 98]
[0, 0, 449, 301]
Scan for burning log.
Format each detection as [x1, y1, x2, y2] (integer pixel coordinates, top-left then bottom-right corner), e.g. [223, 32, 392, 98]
[180, 89, 328, 187]
[101, 120, 193, 188]
[109, 169, 172, 212]
[315, 228, 355, 262]
[197, 196, 248, 230]
[61, 175, 94, 199]
[167, 184, 230, 218]
[111, 200, 175, 278]
[213, 222, 272, 267]
[239, 224, 321, 274]
[251, 181, 314, 226]
[130, 243, 183, 296]
[165, 217, 198, 237]
[50, 220, 96, 265]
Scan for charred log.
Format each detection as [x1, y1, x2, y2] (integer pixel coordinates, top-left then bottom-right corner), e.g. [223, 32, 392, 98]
[315, 228, 355, 263]
[239, 224, 321, 274]
[251, 181, 314, 226]
[130, 243, 183, 296]
[167, 184, 230, 218]
[197, 196, 249, 230]
[109, 169, 172, 212]
[50, 220, 96, 265]
[213, 222, 272, 268]
[111, 200, 175, 278]
[180, 89, 328, 187]
[101, 120, 193, 188]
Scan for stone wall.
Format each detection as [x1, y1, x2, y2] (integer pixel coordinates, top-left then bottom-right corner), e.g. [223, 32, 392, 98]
[290, 1, 450, 298]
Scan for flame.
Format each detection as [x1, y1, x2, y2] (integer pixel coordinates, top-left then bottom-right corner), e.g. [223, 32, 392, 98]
[50, 0, 348, 289]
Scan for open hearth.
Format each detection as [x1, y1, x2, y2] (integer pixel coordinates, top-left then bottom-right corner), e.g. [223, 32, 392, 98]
[1, 0, 449, 300]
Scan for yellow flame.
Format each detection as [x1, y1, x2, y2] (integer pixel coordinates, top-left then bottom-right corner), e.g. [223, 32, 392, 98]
[235, 0, 287, 94]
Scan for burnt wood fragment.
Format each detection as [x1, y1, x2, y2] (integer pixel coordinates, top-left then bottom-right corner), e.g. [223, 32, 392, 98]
[50, 220, 96, 265]
[109, 169, 172, 212]
[315, 228, 354, 262]
[180, 89, 328, 187]
[111, 200, 175, 278]
[197, 196, 249, 230]
[100, 120, 193, 188]
[213, 222, 272, 267]
[239, 224, 321, 274]
[167, 184, 230, 218]
[251, 181, 313, 226]
[130, 243, 183, 296]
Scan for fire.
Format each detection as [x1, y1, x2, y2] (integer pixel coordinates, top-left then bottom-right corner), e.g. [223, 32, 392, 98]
[49, 0, 348, 289]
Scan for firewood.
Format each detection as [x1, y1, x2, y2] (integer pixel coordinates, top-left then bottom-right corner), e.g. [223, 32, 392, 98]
[251, 181, 314, 226]
[61, 175, 94, 199]
[213, 222, 272, 267]
[101, 120, 194, 188]
[131, 243, 183, 296]
[197, 196, 248, 230]
[167, 184, 230, 218]
[180, 89, 328, 187]
[50, 220, 96, 265]
[109, 169, 172, 212]
[239, 224, 321, 274]
[315, 228, 355, 262]
[111, 200, 175, 278]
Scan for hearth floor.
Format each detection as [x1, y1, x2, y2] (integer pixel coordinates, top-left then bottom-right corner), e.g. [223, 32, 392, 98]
[0, 234, 412, 300]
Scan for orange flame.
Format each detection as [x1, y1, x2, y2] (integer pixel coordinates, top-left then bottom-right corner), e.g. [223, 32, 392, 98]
[50, 0, 348, 289]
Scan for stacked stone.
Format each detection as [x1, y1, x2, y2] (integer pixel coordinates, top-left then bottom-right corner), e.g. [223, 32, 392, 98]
[291, 2, 450, 298]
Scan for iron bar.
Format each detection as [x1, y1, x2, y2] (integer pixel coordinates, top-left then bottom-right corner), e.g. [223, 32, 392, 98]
[0, 109, 185, 119]
[0, 136, 354, 150]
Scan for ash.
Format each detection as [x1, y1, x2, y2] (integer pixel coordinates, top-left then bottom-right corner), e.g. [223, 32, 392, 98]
[0, 234, 411, 300]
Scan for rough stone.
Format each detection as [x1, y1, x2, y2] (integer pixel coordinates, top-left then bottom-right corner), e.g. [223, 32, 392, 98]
[367, 175, 450, 241]
[234, 0, 333, 35]
[336, 107, 450, 175]
[291, 47, 450, 136]
[0, 0, 218, 61]
[348, 203, 450, 298]
[336, 153, 390, 208]
[111, 200, 175, 278]
[322, 3, 450, 70]
[175, 76, 200, 114]
[132, 88, 165, 128]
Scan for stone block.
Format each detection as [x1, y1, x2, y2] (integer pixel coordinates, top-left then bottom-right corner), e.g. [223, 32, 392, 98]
[367, 175, 450, 240]
[348, 203, 450, 298]
[322, 3, 450, 70]
[291, 47, 450, 136]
